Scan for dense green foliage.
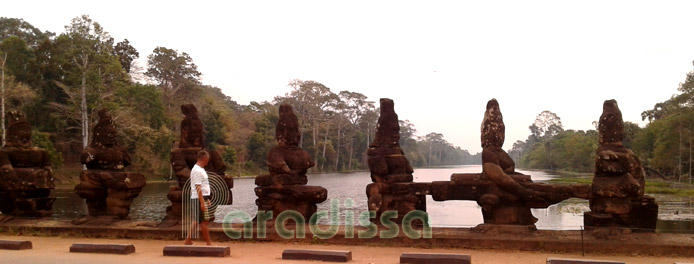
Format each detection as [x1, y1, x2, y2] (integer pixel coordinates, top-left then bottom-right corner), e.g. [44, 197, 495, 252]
[636, 61, 694, 181]
[0, 16, 478, 178]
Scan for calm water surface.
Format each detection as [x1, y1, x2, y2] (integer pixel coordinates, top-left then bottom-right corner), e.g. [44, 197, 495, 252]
[51, 165, 694, 232]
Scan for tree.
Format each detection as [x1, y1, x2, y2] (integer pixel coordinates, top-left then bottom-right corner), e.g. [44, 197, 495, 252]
[0, 17, 54, 48]
[274, 79, 338, 171]
[425, 132, 444, 166]
[145, 46, 201, 102]
[0, 36, 36, 84]
[62, 15, 117, 149]
[530, 110, 563, 170]
[337, 91, 369, 170]
[222, 146, 237, 167]
[114, 39, 138, 73]
[530, 110, 564, 138]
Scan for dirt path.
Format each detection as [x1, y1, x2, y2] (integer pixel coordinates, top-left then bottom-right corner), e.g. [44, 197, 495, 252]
[1, 235, 693, 264]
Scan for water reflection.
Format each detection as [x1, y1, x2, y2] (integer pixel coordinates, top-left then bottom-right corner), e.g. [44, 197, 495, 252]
[50, 165, 692, 233]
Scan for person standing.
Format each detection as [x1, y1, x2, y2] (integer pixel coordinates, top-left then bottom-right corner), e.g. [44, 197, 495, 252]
[184, 150, 213, 245]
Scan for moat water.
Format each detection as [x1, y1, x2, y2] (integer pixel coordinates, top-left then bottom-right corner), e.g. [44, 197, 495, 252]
[50, 165, 694, 233]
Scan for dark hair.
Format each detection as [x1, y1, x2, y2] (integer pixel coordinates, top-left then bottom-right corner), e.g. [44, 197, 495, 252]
[197, 150, 210, 160]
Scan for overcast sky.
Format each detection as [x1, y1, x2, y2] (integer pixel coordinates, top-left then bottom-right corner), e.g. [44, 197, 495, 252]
[5, 1, 694, 153]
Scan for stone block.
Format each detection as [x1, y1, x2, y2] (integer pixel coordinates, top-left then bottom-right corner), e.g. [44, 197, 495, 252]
[0, 240, 32, 250]
[69, 243, 135, 254]
[546, 258, 624, 264]
[282, 249, 352, 262]
[400, 253, 471, 264]
[162, 245, 230, 257]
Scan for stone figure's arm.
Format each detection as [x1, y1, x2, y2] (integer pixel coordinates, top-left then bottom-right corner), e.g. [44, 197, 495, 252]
[482, 148, 539, 200]
[483, 162, 539, 200]
[267, 149, 292, 174]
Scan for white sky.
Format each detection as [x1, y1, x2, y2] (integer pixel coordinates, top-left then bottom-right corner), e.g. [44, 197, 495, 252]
[4, 1, 694, 153]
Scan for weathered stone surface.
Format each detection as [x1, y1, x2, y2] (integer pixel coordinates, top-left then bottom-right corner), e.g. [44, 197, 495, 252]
[400, 253, 471, 264]
[75, 171, 146, 217]
[365, 99, 424, 223]
[546, 258, 624, 264]
[255, 174, 307, 186]
[74, 109, 146, 219]
[0, 240, 32, 250]
[254, 104, 327, 219]
[69, 243, 135, 254]
[0, 111, 54, 217]
[162, 245, 230, 257]
[586, 100, 657, 230]
[164, 104, 233, 222]
[282, 249, 352, 262]
[178, 104, 204, 148]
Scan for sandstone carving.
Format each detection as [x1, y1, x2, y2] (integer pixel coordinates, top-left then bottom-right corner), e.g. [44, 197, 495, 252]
[254, 104, 327, 219]
[0, 111, 55, 217]
[74, 109, 146, 219]
[430, 99, 590, 227]
[584, 100, 658, 230]
[365, 98, 426, 223]
[165, 104, 233, 222]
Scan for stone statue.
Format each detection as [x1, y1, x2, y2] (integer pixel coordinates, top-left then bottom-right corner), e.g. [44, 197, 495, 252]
[431, 99, 589, 229]
[74, 109, 146, 219]
[0, 111, 55, 217]
[478, 99, 545, 225]
[266, 104, 314, 178]
[585, 100, 658, 230]
[164, 104, 233, 224]
[255, 104, 327, 219]
[365, 98, 426, 223]
[179, 104, 204, 149]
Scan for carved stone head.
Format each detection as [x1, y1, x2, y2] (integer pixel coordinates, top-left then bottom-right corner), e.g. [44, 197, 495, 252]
[179, 104, 204, 148]
[276, 104, 300, 146]
[481, 99, 505, 148]
[598, 99, 624, 145]
[371, 98, 400, 148]
[6, 110, 32, 148]
[90, 109, 118, 148]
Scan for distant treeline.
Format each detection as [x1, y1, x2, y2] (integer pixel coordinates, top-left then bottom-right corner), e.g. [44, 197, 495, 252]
[510, 61, 694, 180]
[0, 15, 479, 178]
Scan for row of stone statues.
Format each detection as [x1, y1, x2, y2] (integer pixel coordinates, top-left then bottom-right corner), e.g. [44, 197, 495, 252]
[0, 99, 659, 231]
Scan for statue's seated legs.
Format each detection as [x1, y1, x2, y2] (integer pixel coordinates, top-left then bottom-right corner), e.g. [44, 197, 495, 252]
[75, 170, 146, 219]
[255, 184, 328, 220]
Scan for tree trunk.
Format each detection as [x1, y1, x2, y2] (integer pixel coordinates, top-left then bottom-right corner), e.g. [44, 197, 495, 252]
[428, 140, 432, 166]
[679, 128, 683, 182]
[366, 122, 370, 147]
[348, 140, 353, 171]
[321, 121, 329, 171]
[313, 120, 318, 171]
[81, 64, 89, 149]
[335, 121, 341, 171]
[0, 53, 6, 147]
[363, 122, 370, 169]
